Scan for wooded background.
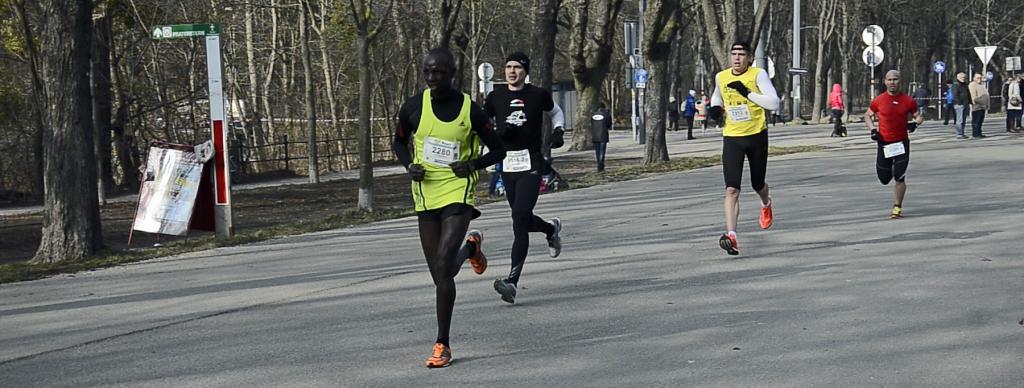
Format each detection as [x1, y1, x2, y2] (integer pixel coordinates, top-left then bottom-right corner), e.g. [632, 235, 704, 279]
[2, 0, 1022, 262]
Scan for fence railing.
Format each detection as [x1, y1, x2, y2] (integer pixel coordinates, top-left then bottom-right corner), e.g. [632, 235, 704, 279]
[235, 134, 395, 175]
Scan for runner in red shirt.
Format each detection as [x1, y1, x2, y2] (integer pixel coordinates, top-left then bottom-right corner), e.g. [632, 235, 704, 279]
[865, 70, 924, 219]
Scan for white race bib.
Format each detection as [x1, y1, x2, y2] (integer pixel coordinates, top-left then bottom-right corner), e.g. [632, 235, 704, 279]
[883, 142, 906, 158]
[727, 105, 752, 122]
[423, 136, 459, 167]
[503, 149, 532, 172]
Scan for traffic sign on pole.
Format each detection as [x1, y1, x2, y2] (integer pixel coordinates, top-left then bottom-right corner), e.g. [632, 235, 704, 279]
[933, 61, 946, 74]
[862, 46, 884, 67]
[1006, 57, 1022, 71]
[152, 24, 221, 40]
[973, 46, 998, 67]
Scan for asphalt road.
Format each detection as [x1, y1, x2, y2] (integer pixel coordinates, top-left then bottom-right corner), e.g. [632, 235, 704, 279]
[1, 122, 1022, 387]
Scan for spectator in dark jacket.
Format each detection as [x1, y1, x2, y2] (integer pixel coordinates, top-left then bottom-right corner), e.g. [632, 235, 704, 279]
[591, 103, 612, 172]
[952, 72, 972, 139]
[683, 90, 697, 140]
[912, 84, 930, 118]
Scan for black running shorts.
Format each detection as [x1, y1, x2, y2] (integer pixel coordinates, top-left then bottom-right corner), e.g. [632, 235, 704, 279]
[876, 139, 910, 184]
[722, 130, 769, 191]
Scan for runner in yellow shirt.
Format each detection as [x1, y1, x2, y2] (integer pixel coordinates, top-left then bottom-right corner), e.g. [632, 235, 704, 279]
[707, 41, 780, 255]
[392, 48, 506, 368]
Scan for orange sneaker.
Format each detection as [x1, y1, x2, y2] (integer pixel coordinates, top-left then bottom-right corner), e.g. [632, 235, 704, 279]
[425, 343, 452, 368]
[719, 233, 739, 255]
[466, 230, 487, 275]
[760, 200, 774, 229]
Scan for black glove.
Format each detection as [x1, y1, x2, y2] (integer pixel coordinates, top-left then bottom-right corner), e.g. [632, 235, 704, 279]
[727, 81, 751, 98]
[407, 163, 425, 181]
[550, 127, 565, 149]
[870, 129, 880, 141]
[708, 106, 724, 122]
[907, 122, 917, 133]
[449, 160, 475, 178]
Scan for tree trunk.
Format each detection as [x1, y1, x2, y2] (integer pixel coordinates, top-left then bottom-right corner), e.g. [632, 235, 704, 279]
[569, 0, 625, 151]
[533, 0, 559, 159]
[810, 0, 837, 123]
[91, 13, 113, 205]
[301, 0, 319, 183]
[429, 0, 463, 49]
[642, 0, 677, 164]
[33, 0, 103, 263]
[356, 35, 373, 210]
[245, 0, 268, 166]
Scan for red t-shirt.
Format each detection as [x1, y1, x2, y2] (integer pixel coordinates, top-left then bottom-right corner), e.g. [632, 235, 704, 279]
[869, 92, 917, 143]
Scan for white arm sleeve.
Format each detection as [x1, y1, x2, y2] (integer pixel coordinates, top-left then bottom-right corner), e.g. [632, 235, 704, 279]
[748, 71, 781, 111]
[711, 84, 724, 107]
[546, 102, 565, 129]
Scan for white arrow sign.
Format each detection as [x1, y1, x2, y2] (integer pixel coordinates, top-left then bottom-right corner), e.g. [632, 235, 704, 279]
[973, 46, 997, 67]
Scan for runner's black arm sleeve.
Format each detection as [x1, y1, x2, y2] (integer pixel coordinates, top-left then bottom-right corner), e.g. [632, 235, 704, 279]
[470, 104, 505, 169]
[391, 100, 416, 169]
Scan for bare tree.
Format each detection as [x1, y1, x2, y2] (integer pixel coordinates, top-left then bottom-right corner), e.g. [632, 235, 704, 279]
[699, 0, 770, 69]
[568, 0, 625, 151]
[809, 0, 838, 123]
[429, 0, 464, 49]
[23, 0, 103, 263]
[300, 0, 319, 183]
[533, 0, 560, 158]
[642, 0, 680, 164]
[349, 0, 393, 210]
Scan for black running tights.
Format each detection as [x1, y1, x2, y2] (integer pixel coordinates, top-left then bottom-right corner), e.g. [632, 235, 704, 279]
[502, 172, 554, 285]
[417, 213, 475, 345]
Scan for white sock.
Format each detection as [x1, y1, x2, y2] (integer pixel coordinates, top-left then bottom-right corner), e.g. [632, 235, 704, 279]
[762, 198, 772, 208]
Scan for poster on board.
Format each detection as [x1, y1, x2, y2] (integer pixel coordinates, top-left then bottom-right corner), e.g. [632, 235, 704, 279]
[132, 145, 205, 235]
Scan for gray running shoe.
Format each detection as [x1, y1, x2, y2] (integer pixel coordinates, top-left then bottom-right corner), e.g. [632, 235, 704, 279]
[493, 278, 517, 304]
[547, 218, 562, 258]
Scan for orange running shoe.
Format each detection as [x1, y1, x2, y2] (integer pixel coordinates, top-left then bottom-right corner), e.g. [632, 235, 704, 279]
[760, 200, 774, 229]
[425, 343, 452, 368]
[466, 230, 487, 275]
[719, 233, 739, 256]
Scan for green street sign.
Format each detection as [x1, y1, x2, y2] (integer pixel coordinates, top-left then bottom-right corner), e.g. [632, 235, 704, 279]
[152, 24, 221, 40]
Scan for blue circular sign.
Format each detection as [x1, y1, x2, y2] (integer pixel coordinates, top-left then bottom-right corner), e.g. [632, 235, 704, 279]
[933, 61, 945, 73]
[986, 71, 994, 81]
[635, 69, 649, 83]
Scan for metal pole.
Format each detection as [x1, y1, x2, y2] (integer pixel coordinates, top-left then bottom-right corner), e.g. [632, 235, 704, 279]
[792, 0, 802, 122]
[206, 33, 233, 238]
[637, 0, 646, 145]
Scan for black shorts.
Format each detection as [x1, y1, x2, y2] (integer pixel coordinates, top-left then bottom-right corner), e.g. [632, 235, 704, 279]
[876, 139, 910, 184]
[722, 130, 769, 191]
[416, 203, 481, 222]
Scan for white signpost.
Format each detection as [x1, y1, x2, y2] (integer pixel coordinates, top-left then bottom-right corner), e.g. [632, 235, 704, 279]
[152, 24, 233, 238]
[477, 62, 494, 100]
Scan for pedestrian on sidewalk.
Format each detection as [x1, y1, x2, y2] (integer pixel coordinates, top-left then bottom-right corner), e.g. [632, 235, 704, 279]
[865, 69, 923, 219]
[684, 90, 697, 139]
[1005, 75, 1022, 133]
[591, 102, 611, 172]
[707, 41, 779, 256]
[943, 79, 955, 126]
[668, 96, 680, 132]
[829, 83, 846, 137]
[952, 72, 971, 139]
[968, 73, 989, 138]
[391, 48, 506, 368]
[912, 83, 930, 119]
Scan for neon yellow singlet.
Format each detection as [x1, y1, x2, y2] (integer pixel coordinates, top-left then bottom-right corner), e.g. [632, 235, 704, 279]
[716, 67, 767, 137]
[411, 90, 480, 212]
